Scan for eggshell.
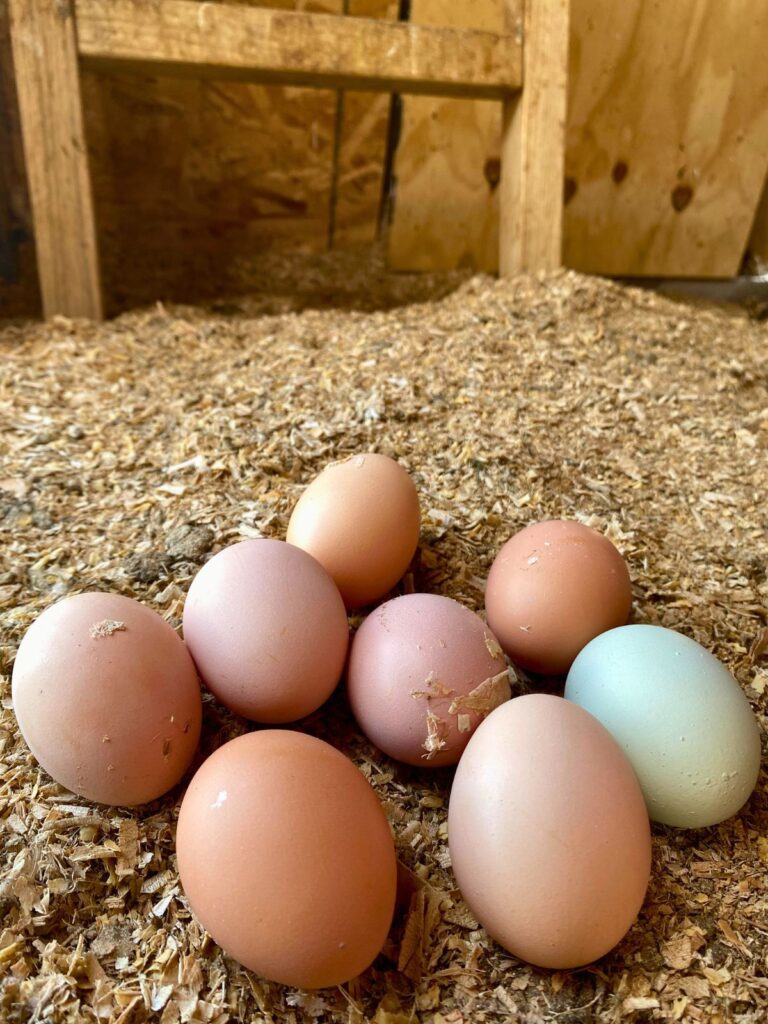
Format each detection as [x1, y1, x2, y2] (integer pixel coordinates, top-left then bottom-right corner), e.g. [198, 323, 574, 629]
[347, 593, 509, 766]
[448, 694, 651, 969]
[12, 592, 202, 806]
[485, 520, 631, 674]
[176, 730, 397, 988]
[565, 624, 762, 827]
[182, 539, 348, 723]
[286, 453, 420, 608]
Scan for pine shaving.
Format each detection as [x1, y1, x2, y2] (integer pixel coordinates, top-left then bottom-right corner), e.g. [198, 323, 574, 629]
[89, 620, 127, 639]
[421, 710, 448, 759]
[448, 669, 511, 718]
[484, 633, 504, 660]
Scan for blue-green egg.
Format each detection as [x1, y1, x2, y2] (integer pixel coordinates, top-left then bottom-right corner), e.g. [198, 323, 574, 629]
[564, 624, 761, 828]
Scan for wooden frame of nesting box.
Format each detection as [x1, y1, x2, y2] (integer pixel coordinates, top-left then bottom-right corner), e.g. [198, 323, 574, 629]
[8, 0, 569, 320]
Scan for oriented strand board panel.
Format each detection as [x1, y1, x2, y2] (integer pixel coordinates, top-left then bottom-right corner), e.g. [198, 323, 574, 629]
[388, 0, 503, 273]
[390, 0, 768, 277]
[564, 0, 768, 277]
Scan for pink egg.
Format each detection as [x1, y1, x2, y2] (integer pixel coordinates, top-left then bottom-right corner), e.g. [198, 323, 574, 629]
[347, 593, 509, 767]
[449, 694, 651, 968]
[12, 592, 202, 806]
[183, 539, 348, 723]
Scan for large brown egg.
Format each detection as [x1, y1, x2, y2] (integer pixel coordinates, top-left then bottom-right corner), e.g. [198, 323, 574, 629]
[448, 694, 651, 969]
[286, 453, 420, 608]
[176, 730, 397, 988]
[12, 592, 202, 806]
[182, 539, 348, 723]
[485, 520, 631, 674]
[348, 593, 509, 766]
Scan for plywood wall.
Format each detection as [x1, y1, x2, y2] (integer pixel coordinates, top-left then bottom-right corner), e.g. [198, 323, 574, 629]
[389, 0, 768, 279]
[386, 0, 502, 273]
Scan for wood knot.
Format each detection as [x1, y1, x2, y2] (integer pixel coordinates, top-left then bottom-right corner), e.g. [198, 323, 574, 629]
[611, 160, 629, 185]
[671, 184, 693, 212]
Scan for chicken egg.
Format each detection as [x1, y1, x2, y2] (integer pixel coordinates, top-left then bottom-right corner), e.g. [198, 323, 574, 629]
[176, 730, 397, 988]
[485, 519, 632, 674]
[183, 539, 348, 723]
[565, 624, 762, 827]
[448, 694, 651, 968]
[286, 453, 420, 608]
[12, 591, 202, 806]
[347, 593, 509, 766]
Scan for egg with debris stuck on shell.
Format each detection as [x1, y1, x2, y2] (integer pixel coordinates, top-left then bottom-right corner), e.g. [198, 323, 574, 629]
[347, 592, 511, 766]
[12, 591, 202, 806]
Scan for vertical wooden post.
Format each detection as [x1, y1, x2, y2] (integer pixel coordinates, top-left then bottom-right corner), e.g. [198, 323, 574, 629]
[9, 0, 103, 319]
[499, 0, 569, 276]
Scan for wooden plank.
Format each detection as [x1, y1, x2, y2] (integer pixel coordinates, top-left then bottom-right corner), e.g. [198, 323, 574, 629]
[387, 0, 506, 273]
[75, 0, 522, 99]
[8, 0, 102, 319]
[499, 0, 569, 275]
[564, 0, 768, 278]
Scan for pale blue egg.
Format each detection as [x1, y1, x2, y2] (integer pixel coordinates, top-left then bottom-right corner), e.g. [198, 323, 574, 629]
[564, 624, 761, 828]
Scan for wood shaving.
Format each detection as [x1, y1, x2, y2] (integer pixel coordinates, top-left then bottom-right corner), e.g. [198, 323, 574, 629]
[448, 669, 512, 717]
[1, 255, 768, 1022]
[88, 620, 126, 639]
[484, 632, 504, 660]
[421, 710, 449, 760]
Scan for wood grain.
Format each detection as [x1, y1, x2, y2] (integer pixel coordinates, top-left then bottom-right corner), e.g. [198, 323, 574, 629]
[75, 0, 521, 99]
[564, 0, 768, 277]
[8, 0, 102, 319]
[387, 0, 506, 273]
[499, 0, 569, 275]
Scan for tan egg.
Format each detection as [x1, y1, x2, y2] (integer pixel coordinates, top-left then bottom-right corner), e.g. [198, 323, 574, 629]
[448, 694, 651, 969]
[485, 519, 632, 675]
[347, 594, 509, 766]
[182, 539, 348, 723]
[11, 592, 202, 806]
[286, 453, 420, 608]
[176, 730, 397, 989]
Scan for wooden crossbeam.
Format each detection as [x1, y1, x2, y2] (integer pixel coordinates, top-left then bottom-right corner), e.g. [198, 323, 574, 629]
[75, 0, 522, 99]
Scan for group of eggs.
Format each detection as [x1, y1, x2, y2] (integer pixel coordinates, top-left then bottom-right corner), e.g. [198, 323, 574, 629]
[11, 453, 762, 988]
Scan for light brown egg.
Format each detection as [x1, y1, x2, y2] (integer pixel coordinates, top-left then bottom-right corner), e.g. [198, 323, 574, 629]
[182, 539, 348, 723]
[347, 593, 509, 766]
[176, 730, 397, 989]
[448, 694, 651, 969]
[286, 453, 420, 609]
[485, 519, 632, 675]
[12, 592, 202, 806]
